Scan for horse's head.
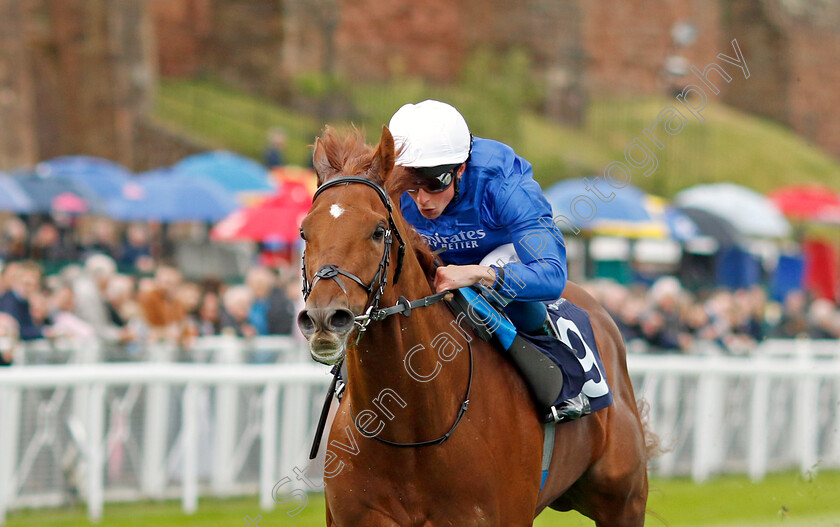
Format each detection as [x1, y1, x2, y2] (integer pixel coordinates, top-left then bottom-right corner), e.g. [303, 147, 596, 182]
[297, 126, 403, 365]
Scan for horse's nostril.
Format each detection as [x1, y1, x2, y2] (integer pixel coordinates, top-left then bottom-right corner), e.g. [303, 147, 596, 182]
[328, 309, 355, 332]
[297, 311, 316, 335]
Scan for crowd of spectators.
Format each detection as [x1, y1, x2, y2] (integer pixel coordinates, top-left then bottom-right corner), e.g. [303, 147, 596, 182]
[0, 253, 302, 366]
[584, 277, 840, 355]
[2, 250, 837, 364]
[1, 217, 158, 273]
[1, 215, 838, 364]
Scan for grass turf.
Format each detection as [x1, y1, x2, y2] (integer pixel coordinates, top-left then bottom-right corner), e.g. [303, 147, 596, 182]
[154, 78, 840, 196]
[6, 471, 840, 526]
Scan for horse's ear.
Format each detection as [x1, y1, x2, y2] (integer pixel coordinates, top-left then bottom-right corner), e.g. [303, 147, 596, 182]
[313, 131, 339, 185]
[369, 125, 395, 184]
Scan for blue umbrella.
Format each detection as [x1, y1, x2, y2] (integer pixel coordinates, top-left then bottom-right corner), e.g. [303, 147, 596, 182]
[108, 168, 238, 222]
[38, 156, 131, 201]
[545, 178, 698, 240]
[0, 173, 34, 213]
[14, 172, 105, 215]
[174, 151, 275, 193]
[546, 179, 648, 224]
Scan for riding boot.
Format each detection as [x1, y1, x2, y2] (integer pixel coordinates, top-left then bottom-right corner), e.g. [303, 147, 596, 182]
[546, 393, 592, 423]
[536, 315, 594, 423]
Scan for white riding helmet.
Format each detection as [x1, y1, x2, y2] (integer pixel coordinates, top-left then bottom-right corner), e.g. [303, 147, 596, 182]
[388, 100, 471, 169]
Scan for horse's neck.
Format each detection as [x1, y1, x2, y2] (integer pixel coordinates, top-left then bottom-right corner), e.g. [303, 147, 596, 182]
[344, 268, 469, 441]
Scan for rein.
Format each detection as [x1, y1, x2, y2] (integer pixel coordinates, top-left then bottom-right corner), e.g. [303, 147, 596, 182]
[304, 175, 472, 453]
[349, 331, 473, 448]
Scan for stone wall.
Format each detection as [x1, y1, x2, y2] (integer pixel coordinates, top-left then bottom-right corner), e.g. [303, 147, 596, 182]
[716, 0, 840, 158]
[762, 0, 840, 158]
[6, 0, 835, 170]
[204, 0, 287, 100]
[0, 0, 37, 170]
[720, 0, 790, 124]
[150, 0, 288, 100]
[333, 0, 463, 81]
[149, 0, 212, 77]
[581, 0, 723, 97]
[786, 20, 840, 157]
[152, 0, 840, 157]
[0, 0, 157, 170]
[458, 0, 588, 124]
[149, 0, 726, 116]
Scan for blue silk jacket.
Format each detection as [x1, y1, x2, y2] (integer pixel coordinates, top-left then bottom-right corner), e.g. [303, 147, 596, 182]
[400, 137, 567, 302]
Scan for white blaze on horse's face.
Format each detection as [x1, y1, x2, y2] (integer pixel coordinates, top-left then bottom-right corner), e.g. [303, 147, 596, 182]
[330, 203, 345, 219]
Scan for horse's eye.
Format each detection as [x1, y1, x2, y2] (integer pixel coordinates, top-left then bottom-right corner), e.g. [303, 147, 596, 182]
[299, 228, 306, 241]
[372, 226, 386, 241]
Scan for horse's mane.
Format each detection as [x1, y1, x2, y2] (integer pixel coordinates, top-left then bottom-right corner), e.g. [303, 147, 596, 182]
[317, 126, 382, 185]
[315, 126, 439, 283]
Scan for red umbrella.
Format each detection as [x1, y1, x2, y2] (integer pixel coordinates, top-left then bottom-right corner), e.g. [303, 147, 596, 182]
[768, 185, 840, 224]
[211, 181, 312, 243]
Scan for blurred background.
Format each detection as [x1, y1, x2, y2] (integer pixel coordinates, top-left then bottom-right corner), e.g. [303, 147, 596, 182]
[0, 1, 839, 526]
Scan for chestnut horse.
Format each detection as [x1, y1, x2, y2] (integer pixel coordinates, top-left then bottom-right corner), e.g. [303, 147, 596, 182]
[297, 126, 649, 526]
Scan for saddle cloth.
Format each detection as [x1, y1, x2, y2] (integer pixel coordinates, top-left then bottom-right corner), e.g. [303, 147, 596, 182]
[449, 287, 614, 415]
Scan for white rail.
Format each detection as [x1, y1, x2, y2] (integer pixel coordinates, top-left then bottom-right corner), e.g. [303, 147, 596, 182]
[627, 349, 840, 482]
[0, 362, 330, 524]
[0, 338, 838, 523]
[0, 362, 327, 387]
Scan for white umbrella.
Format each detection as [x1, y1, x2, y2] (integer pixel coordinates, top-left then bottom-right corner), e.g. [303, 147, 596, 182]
[674, 183, 792, 238]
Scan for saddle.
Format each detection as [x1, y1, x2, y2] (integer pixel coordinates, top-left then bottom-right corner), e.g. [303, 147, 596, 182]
[447, 286, 614, 423]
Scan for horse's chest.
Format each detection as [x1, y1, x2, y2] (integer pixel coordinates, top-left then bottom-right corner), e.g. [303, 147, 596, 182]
[329, 497, 498, 527]
[326, 456, 505, 526]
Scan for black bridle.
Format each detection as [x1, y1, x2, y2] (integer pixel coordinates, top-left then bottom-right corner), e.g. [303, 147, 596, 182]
[302, 175, 472, 452]
[301, 176, 407, 340]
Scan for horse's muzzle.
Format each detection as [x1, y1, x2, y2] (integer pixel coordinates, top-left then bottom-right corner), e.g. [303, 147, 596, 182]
[297, 307, 355, 364]
[297, 307, 355, 337]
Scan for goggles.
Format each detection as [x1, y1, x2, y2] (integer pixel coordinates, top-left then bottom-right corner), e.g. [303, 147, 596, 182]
[410, 164, 460, 193]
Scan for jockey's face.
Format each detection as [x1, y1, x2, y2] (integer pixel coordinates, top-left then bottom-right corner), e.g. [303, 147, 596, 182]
[406, 164, 465, 219]
[408, 184, 455, 219]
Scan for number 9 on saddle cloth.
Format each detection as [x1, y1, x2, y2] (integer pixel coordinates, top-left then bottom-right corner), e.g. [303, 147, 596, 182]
[463, 244, 614, 423]
[449, 286, 613, 423]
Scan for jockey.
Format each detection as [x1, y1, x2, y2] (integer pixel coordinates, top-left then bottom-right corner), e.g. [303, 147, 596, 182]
[390, 100, 592, 421]
[389, 99, 567, 335]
